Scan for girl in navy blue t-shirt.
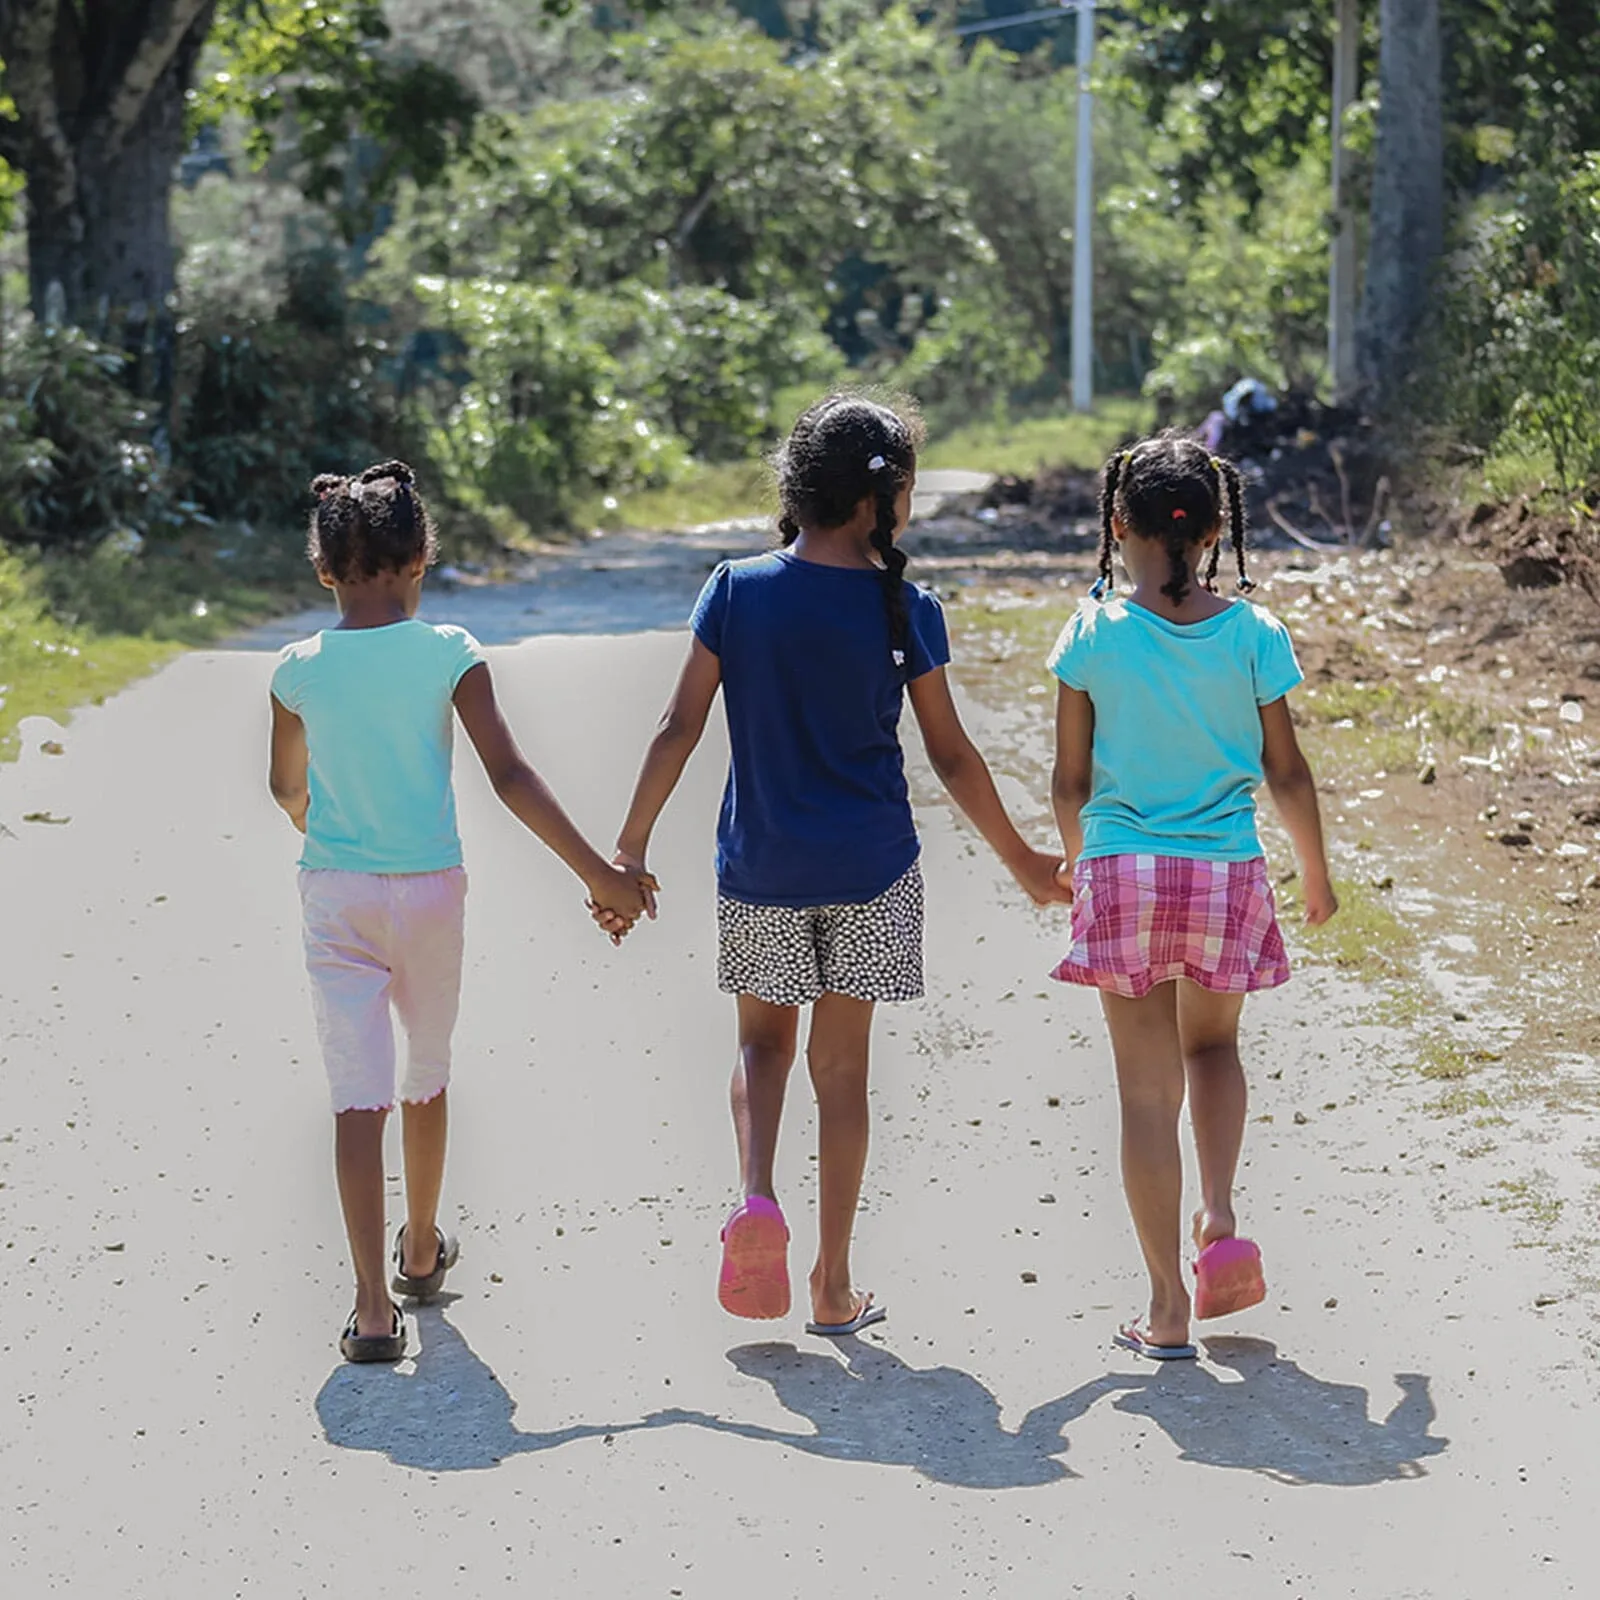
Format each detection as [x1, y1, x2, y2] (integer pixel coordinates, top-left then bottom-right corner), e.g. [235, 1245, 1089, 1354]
[607, 394, 1068, 1336]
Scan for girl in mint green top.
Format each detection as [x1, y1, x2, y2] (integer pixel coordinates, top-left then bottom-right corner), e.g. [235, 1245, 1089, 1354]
[1047, 587, 1304, 861]
[267, 460, 649, 1365]
[1048, 433, 1336, 1365]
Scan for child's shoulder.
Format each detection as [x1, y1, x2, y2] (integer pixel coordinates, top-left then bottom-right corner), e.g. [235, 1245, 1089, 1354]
[276, 630, 326, 665]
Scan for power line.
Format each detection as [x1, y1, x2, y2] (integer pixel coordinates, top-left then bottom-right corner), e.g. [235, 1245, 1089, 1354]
[952, 3, 1081, 39]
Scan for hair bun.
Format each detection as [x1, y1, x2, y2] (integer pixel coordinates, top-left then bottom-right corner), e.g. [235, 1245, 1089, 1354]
[310, 473, 347, 498]
[358, 459, 416, 488]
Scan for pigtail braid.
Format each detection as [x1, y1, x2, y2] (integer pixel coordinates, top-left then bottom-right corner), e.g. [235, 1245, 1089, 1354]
[1221, 460, 1254, 592]
[1202, 457, 1223, 591]
[867, 478, 910, 675]
[1094, 451, 1124, 599]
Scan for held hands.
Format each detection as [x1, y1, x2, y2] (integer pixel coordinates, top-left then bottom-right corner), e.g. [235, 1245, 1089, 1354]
[586, 851, 661, 945]
[1013, 848, 1075, 908]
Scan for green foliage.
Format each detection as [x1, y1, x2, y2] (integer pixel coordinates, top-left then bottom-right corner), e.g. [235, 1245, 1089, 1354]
[1424, 151, 1600, 487]
[1133, 153, 1333, 406]
[175, 251, 424, 529]
[415, 278, 685, 526]
[0, 328, 192, 551]
[203, 0, 481, 239]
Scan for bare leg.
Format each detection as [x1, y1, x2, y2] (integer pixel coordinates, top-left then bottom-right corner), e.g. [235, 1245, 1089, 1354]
[1100, 985, 1190, 1347]
[399, 1089, 448, 1277]
[1177, 982, 1249, 1249]
[334, 1108, 392, 1336]
[806, 992, 876, 1326]
[732, 995, 799, 1202]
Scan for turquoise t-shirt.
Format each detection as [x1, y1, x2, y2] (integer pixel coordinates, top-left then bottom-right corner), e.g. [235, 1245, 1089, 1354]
[271, 620, 486, 873]
[1047, 597, 1304, 862]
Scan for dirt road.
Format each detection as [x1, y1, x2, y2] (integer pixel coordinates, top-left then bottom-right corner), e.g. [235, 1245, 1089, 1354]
[1, 525, 1593, 1597]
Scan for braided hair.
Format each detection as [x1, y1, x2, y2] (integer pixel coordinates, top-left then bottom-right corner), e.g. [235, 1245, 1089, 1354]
[774, 394, 925, 673]
[1092, 432, 1254, 604]
[307, 460, 438, 583]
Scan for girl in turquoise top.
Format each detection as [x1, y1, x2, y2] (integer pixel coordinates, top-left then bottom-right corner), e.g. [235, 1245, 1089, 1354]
[269, 461, 648, 1363]
[1049, 434, 1337, 1361]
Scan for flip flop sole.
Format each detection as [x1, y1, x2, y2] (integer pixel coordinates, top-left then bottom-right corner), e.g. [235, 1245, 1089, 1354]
[1194, 1239, 1266, 1321]
[1113, 1330, 1197, 1361]
[806, 1303, 887, 1337]
[718, 1210, 790, 1320]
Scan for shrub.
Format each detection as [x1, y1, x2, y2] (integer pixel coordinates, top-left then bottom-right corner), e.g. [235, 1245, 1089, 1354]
[0, 327, 186, 551]
[1425, 152, 1600, 488]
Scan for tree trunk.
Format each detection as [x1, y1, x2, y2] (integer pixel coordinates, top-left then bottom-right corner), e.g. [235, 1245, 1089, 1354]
[1, 0, 217, 402]
[1357, 0, 1443, 404]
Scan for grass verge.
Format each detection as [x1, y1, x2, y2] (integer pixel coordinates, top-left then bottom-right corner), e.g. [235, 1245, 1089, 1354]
[919, 398, 1152, 477]
[1, 536, 317, 761]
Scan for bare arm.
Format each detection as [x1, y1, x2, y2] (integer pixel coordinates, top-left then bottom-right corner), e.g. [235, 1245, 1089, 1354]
[268, 695, 309, 834]
[1260, 696, 1338, 925]
[613, 638, 723, 900]
[907, 666, 1069, 906]
[1050, 683, 1094, 870]
[452, 662, 645, 928]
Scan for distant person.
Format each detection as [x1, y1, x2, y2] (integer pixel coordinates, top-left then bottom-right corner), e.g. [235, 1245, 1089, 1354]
[598, 396, 1069, 1336]
[267, 461, 648, 1364]
[1048, 434, 1336, 1360]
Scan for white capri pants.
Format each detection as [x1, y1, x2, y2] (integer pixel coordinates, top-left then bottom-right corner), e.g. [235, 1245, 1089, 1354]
[299, 867, 467, 1114]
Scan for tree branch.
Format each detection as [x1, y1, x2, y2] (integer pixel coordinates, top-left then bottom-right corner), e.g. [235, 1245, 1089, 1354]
[0, 0, 81, 214]
[86, 0, 216, 155]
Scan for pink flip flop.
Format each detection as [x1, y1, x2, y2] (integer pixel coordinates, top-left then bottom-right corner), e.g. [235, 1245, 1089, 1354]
[1193, 1236, 1266, 1321]
[718, 1196, 791, 1320]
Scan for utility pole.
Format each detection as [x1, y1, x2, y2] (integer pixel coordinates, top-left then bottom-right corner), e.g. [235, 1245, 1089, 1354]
[1071, 0, 1096, 412]
[1329, 0, 1360, 402]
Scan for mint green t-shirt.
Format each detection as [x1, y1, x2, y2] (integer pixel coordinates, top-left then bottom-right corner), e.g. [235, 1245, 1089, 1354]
[271, 620, 486, 873]
[1047, 597, 1304, 862]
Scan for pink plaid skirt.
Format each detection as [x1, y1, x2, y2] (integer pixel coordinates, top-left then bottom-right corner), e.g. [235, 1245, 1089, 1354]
[1052, 855, 1290, 999]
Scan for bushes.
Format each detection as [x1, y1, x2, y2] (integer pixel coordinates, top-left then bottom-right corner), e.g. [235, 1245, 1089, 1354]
[175, 250, 427, 530]
[0, 327, 187, 551]
[413, 277, 841, 525]
[1425, 152, 1600, 489]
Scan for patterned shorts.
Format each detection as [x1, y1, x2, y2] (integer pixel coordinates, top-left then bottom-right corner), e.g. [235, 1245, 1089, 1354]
[1051, 854, 1289, 1000]
[717, 862, 925, 1006]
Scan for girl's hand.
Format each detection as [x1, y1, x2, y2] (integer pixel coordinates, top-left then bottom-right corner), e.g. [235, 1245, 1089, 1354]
[1013, 849, 1075, 907]
[586, 863, 649, 946]
[612, 850, 660, 920]
[1302, 872, 1339, 926]
[588, 900, 636, 944]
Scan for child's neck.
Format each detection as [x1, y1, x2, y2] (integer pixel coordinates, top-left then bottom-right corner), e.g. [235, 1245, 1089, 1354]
[789, 524, 878, 570]
[1125, 575, 1231, 625]
[330, 576, 420, 629]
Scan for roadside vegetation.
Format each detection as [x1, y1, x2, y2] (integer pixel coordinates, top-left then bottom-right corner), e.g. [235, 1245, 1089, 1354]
[2, 3, 1598, 749]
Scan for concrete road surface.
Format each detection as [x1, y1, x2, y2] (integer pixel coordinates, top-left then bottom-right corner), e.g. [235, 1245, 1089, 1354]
[1, 546, 1593, 1597]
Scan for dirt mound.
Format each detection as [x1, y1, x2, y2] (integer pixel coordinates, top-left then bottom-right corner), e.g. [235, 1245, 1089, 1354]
[1210, 394, 1388, 550]
[977, 393, 1386, 553]
[1457, 494, 1600, 603]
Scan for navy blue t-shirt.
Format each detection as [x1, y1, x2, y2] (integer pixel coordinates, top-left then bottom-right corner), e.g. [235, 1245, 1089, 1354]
[691, 550, 952, 907]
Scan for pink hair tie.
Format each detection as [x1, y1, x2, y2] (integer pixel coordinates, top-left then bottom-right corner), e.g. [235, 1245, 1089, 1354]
[1171, 508, 1188, 521]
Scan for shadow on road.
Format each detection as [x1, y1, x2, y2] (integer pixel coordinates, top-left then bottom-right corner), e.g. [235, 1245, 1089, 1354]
[317, 1313, 1445, 1490]
[655, 1339, 1084, 1488]
[653, 1334, 1445, 1490]
[315, 1300, 672, 1472]
[1062, 1335, 1448, 1486]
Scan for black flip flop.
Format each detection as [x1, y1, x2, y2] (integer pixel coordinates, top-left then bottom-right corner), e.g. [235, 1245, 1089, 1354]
[390, 1225, 460, 1303]
[339, 1304, 407, 1364]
